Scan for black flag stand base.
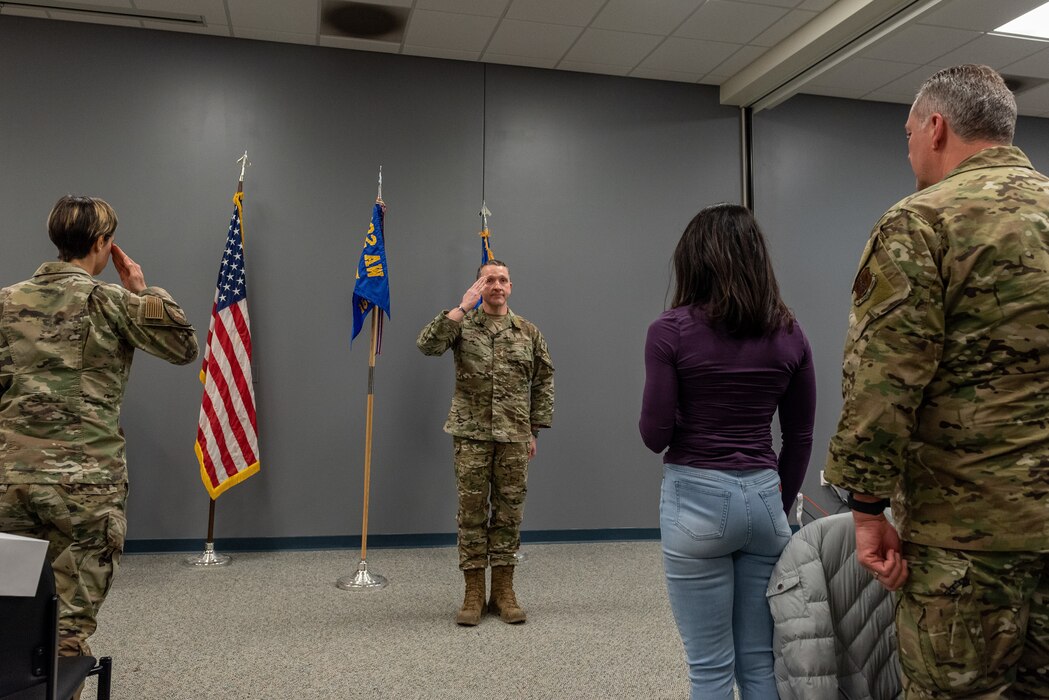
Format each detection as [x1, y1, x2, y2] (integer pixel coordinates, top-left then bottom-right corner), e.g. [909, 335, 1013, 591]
[336, 559, 388, 590]
[183, 498, 231, 567]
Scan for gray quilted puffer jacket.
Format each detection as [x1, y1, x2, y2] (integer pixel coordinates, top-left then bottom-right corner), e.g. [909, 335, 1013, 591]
[767, 513, 903, 700]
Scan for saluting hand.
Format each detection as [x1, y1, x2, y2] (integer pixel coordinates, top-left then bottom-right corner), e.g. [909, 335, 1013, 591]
[459, 276, 488, 310]
[111, 243, 147, 294]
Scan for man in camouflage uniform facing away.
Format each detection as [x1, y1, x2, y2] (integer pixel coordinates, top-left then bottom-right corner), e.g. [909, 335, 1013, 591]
[826, 65, 1049, 698]
[417, 259, 554, 625]
[0, 195, 199, 659]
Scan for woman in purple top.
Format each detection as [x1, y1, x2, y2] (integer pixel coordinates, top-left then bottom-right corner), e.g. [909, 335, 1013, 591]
[641, 204, 816, 700]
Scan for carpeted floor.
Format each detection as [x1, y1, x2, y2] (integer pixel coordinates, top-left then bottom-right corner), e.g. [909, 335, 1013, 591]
[81, 541, 697, 699]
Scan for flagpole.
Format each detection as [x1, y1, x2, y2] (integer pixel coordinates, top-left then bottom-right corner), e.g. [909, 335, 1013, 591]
[185, 151, 252, 568]
[361, 308, 378, 561]
[338, 171, 388, 591]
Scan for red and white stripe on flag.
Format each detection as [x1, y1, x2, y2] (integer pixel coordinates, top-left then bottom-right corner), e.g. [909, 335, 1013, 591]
[194, 191, 259, 498]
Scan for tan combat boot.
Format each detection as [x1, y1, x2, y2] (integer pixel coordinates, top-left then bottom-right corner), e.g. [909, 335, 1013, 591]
[456, 568, 486, 626]
[488, 564, 526, 624]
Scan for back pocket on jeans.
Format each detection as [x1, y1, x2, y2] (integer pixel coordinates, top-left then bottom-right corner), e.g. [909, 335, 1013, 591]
[673, 480, 730, 540]
[758, 486, 792, 538]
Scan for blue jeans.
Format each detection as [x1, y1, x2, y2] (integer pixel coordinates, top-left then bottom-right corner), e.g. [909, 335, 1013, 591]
[660, 464, 791, 700]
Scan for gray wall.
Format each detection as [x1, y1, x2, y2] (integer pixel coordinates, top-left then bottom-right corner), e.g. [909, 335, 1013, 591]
[3, 17, 1047, 544]
[0, 16, 739, 542]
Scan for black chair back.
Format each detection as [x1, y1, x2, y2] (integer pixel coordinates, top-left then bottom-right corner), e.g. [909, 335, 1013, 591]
[0, 560, 111, 700]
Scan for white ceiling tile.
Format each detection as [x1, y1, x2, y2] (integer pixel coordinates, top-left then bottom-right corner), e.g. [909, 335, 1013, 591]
[592, 0, 705, 36]
[676, 0, 788, 44]
[46, 10, 141, 26]
[918, 0, 1046, 31]
[140, 20, 231, 36]
[860, 24, 981, 65]
[808, 57, 920, 93]
[403, 44, 481, 60]
[731, 0, 804, 7]
[483, 52, 557, 69]
[415, 0, 509, 16]
[52, 0, 132, 6]
[319, 35, 401, 52]
[233, 28, 317, 45]
[639, 36, 740, 75]
[227, 0, 317, 34]
[484, 19, 582, 59]
[135, 0, 226, 22]
[868, 65, 940, 101]
[707, 44, 767, 77]
[750, 8, 817, 47]
[934, 33, 1048, 69]
[797, 0, 835, 10]
[1001, 46, 1049, 79]
[557, 60, 632, 76]
[861, 92, 915, 107]
[630, 67, 703, 83]
[561, 28, 663, 67]
[405, 9, 498, 51]
[505, 0, 604, 26]
[0, 6, 48, 17]
[800, 83, 868, 99]
[1014, 80, 1049, 114]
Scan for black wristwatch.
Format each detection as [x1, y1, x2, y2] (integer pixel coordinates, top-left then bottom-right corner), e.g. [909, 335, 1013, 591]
[847, 493, 890, 515]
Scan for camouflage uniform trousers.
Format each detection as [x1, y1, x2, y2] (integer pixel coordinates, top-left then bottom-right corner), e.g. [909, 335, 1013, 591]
[897, 542, 1049, 699]
[0, 482, 127, 657]
[453, 437, 528, 570]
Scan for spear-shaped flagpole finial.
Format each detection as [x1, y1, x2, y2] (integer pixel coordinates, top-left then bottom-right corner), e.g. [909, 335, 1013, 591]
[377, 166, 383, 203]
[237, 151, 251, 182]
[479, 200, 491, 230]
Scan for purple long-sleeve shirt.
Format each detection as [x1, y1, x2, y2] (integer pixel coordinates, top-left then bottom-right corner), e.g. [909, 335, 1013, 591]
[640, 305, 817, 513]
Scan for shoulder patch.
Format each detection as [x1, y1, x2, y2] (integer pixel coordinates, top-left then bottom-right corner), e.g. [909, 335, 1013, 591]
[852, 267, 877, 306]
[164, 303, 189, 325]
[144, 296, 165, 321]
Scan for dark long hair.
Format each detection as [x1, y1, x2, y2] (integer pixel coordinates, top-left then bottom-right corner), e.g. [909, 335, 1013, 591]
[671, 203, 792, 337]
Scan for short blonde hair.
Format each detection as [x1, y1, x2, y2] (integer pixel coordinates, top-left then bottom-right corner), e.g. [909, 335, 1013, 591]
[47, 195, 118, 261]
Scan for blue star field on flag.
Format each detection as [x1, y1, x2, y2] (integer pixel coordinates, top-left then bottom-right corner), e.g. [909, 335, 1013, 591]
[215, 207, 248, 312]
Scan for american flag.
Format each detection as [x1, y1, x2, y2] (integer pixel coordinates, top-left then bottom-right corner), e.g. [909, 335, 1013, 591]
[194, 190, 260, 498]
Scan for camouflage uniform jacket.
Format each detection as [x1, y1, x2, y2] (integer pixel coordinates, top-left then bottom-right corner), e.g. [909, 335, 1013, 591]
[826, 146, 1049, 551]
[0, 262, 199, 485]
[416, 307, 554, 442]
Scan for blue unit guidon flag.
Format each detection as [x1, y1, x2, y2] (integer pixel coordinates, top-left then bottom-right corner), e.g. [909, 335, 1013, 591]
[195, 190, 260, 499]
[352, 201, 391, 348]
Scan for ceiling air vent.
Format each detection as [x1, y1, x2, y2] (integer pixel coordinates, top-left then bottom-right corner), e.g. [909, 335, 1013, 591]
[1001, 74, 1049, 95]
[321, 1, 407, 42]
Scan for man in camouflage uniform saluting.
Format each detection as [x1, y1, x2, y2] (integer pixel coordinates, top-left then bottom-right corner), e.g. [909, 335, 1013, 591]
[826, 65, 1049, 698]
[0, 195, 199, 658]
[417, 259, 554, 625]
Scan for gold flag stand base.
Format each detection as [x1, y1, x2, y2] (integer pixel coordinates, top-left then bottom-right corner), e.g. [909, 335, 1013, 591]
[337, 559, 388, 590]
[183, 541, 231, 567]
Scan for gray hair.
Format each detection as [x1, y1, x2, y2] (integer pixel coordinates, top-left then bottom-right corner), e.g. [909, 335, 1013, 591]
[912, 64, 1016, 144]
